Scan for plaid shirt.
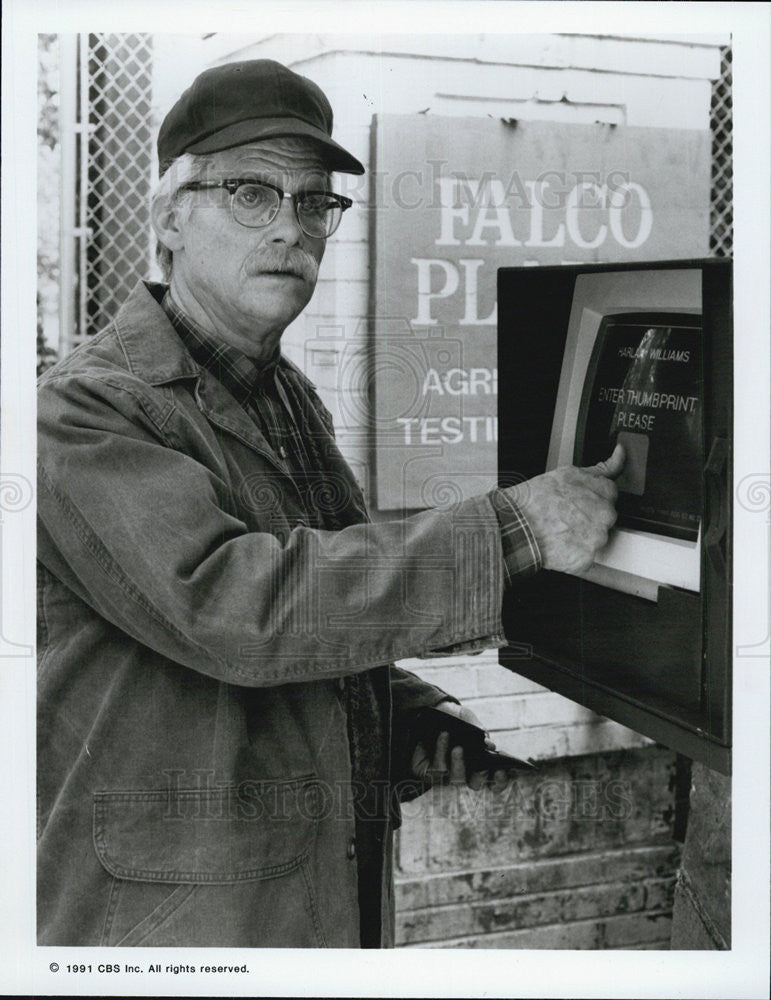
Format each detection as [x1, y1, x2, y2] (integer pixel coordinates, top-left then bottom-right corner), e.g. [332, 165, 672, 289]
[490, 488, 542, 584]
[162, 291, 332, 528]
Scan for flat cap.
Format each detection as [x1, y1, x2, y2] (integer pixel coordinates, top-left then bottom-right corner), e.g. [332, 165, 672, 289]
[157, 59, 365, 175]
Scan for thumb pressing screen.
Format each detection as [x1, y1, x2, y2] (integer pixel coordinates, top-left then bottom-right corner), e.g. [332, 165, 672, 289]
[574, 313, 702, 543]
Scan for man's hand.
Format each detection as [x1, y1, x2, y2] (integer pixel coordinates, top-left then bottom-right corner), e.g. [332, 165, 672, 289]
[505, 443, 625, 575]
[410, 701, 510, 793]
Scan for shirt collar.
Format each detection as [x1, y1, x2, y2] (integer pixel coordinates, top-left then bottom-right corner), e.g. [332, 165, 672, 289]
[161, 289, 280, 406]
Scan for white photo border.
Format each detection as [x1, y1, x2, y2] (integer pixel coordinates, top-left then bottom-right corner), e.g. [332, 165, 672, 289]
[2, 1, 768, 997]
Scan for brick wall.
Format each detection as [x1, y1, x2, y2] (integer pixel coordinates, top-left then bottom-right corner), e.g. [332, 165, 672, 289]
[402, 649, 654, 760]
[395, 745, 680, 948]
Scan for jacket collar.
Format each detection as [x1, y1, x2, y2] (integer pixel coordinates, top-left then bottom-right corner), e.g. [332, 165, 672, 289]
[113, 281, 303, 473]
[114, 280, 316, 392]
[113, 282, 368, 529]
[113, 281, 202, 386]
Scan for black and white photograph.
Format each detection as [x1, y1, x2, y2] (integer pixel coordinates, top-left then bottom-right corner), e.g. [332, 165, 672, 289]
[1, 1, 769, 997]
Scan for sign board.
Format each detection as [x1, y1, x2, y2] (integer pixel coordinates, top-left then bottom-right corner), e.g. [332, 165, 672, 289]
[371, 115, 710, 509]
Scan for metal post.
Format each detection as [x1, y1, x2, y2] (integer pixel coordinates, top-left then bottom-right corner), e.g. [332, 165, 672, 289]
[58, 34, 77, 358]
[77, 33, 90, 348]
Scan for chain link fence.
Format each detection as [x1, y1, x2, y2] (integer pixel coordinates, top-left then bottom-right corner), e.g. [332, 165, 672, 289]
[53, 33, 154, 357]
[83, 35, 155, 340]
[710, 45, 733, 257]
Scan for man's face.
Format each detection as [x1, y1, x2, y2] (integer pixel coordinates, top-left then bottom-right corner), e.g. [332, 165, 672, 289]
[169, 138, 329, 352]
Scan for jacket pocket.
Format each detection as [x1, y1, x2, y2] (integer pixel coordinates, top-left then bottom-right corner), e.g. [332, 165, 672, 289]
[93, 776, 327, 947]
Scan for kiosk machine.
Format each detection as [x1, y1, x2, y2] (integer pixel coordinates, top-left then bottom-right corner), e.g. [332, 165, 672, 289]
[497, 259, 732, 774]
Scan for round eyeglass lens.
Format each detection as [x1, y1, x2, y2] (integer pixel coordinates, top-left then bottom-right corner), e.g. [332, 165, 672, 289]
[232, 184, 279, 227]
[298, 194, 341, 238]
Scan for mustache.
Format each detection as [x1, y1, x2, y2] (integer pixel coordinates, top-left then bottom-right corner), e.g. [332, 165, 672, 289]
[244, 246, 319, 282]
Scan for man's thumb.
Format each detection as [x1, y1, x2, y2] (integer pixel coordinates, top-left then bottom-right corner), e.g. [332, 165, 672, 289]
[588, 441, 625, 479]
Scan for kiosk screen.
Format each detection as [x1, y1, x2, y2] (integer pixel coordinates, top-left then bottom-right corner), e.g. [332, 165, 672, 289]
[574, 313, 702, 542]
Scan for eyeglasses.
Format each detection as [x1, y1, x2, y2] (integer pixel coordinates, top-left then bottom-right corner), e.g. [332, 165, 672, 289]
[176, 178, 353, 239]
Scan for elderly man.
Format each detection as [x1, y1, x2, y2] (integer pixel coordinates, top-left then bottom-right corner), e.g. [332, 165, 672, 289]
[37, 60, 622, 948]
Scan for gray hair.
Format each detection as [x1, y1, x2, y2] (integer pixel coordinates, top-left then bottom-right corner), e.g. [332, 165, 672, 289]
[151, 152, 220, 282]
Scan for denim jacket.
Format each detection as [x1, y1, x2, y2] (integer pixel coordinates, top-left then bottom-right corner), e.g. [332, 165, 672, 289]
[37, 281, 507, 947]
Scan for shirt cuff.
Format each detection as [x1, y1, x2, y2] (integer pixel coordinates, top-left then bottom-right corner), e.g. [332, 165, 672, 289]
[489, 487, 542, 586]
